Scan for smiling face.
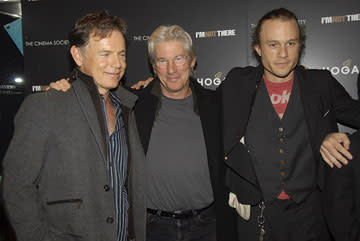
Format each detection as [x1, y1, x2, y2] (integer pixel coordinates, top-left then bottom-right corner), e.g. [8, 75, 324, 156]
[153, 40, 196, 99]
[254, 18, 300, 83]
[71, 30, 126, 95]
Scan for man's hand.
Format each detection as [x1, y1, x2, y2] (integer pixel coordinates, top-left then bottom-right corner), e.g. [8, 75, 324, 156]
[47, 78, 71, 92]
[320, 132, 352, 168]
[130, 77, 154, 90]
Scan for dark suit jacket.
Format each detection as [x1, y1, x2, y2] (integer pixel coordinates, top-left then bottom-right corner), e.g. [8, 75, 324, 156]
[219, 65, 360, 239]
[132, 78, 234, 241]
[324, 131, 360, 241]
[2, 69, 146, 241]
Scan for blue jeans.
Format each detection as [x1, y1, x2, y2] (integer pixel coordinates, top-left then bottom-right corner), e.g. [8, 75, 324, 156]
[146, 206, 216, 241]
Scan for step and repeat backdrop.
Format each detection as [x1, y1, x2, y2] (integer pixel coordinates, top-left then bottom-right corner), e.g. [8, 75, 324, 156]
[20, 0, 360, 131]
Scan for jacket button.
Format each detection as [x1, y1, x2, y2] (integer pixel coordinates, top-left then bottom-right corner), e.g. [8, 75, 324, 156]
[106, 216, 114, 223]
[280, 149, 284, 154]
[279, 127, 284, 132]
[281, 171, 285, 176]
[280, 137, 284, 143]
[281, 181, 286, 186]
[104, 184, 110, 192]
[224, 156, 228, 160]
[280, 160, 285, 165]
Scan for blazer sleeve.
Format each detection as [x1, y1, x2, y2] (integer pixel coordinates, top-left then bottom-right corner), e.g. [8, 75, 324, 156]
[324, 131, 360, 241]
[328, 72, 360, 128]
[2, 94, 74, 241]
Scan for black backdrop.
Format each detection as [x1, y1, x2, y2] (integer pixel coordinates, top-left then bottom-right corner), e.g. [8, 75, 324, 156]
[20, 0, 360, 132]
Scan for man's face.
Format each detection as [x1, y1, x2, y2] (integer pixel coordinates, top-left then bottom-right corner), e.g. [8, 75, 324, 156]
[255, 18, 300, 83]
[72, 30, 126, 95]
[153, 40, 196, 99]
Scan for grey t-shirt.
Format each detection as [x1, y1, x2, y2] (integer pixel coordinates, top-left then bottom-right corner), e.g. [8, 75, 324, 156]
[146, 94, 214, 211]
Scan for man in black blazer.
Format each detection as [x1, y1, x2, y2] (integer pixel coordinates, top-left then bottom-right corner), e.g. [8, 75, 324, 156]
[2, 11, 145, 241]
[132, 25, 227, 241]
[324, 130, 360, 241]
[220, 8, 360, 241]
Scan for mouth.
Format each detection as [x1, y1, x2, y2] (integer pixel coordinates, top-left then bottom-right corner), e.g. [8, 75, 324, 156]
[275, 62, 290, 68]
[166, 76, 181, 82]
[105, 72, 121, 79]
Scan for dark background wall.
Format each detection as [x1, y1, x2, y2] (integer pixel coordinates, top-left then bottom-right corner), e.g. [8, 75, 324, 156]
[19, 0, 359, 130]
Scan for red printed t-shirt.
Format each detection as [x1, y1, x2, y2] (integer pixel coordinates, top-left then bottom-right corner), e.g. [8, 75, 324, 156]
[264, 76, 294, 200]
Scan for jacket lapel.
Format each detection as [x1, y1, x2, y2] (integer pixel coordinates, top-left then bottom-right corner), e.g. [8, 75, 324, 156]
[134, 81, 159, 154]
[222, 66, 263, 187]
[72, 79, 108, 167]
[296, 68, 323, 155]
[222, 67, 262, 154]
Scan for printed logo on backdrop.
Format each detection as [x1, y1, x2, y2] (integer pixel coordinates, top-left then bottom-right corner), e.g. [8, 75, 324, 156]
[31, 85, 49, 93]
[321, 13, 360, 24]
[25, 39, 69, 47]
[197, 72, 224, 87]
[195, 29, 236, 39]
[133, 35, 150, 41]
[250, 19, 306, 29]
[322, 59, 359, 76]
[0, 85, 24, 95]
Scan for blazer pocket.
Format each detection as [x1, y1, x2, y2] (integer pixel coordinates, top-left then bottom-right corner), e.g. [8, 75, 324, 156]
[47, 198, 83, 207]
[45, 195, 84, 236]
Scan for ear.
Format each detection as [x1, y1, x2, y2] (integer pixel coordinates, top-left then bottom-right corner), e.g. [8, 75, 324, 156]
[152, 63, 158, 76]
[190, 56, 196, 68]
[254, 44, 262, 57]
[70, 46, 84, 67]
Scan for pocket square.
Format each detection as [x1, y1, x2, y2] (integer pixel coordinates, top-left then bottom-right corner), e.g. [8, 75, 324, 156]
[228, 192, 250, 220]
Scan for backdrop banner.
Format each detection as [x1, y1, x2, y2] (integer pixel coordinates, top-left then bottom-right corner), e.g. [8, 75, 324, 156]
[21, 0, 359, 131]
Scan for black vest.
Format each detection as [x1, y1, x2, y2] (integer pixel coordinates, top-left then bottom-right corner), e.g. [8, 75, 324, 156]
[245, 78, 317, 203]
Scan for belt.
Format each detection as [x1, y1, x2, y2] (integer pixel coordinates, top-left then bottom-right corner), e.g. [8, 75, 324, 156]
[147, 203, 213, 219]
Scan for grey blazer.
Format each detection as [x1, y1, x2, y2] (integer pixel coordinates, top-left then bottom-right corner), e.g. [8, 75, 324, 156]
[2, 70, 146, 241]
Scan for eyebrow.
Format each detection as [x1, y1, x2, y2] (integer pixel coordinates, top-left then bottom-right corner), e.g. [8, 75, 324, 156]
[98, 49, 126, 53]
[265, 38, 299, 43]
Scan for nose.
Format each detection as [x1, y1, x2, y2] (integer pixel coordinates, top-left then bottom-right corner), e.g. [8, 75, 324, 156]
[111, 55, 122, 69]
[167, 60, 176, 74]
[279, 45, 288, 58]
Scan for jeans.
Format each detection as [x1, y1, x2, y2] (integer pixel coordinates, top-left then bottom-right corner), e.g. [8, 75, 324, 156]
[146, 205, 216, 241]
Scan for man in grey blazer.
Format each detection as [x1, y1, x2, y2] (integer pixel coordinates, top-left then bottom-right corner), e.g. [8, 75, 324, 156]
[2, 11, 145, 241]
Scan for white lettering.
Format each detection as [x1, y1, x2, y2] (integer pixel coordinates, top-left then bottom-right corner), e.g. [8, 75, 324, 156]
[32, 85, 41, 92]
[331, 67, 340, 75]
[341, 66, 350, 75]
[321, 16, 332, 24]
[214, 78, 222, 86]
[204, 78, 212, 86]
[352, 65, 359, 74]
[197, 78, 204, 86]
[196, 32, 205, 38]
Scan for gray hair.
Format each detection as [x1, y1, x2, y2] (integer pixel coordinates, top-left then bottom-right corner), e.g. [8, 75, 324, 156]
[148, 25, 196, 64]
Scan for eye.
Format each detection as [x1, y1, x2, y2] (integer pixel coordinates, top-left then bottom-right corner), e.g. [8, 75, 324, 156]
[269, 43, 278, 47]
[175, 56, 184, 61]
[158, 58, 166, 63]
[288, 41, 297, 46]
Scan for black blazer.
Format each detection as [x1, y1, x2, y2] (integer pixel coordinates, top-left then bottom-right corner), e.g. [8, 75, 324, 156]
[132, 78, 234, 241]
[220, 65, 360, 205]
[324, 131, 360, 241]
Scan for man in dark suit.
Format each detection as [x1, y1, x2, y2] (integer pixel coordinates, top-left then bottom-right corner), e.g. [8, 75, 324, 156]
[324, 130, 360, 241]
[2, 11, 145, 241]
[220, 8, 360, 241]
